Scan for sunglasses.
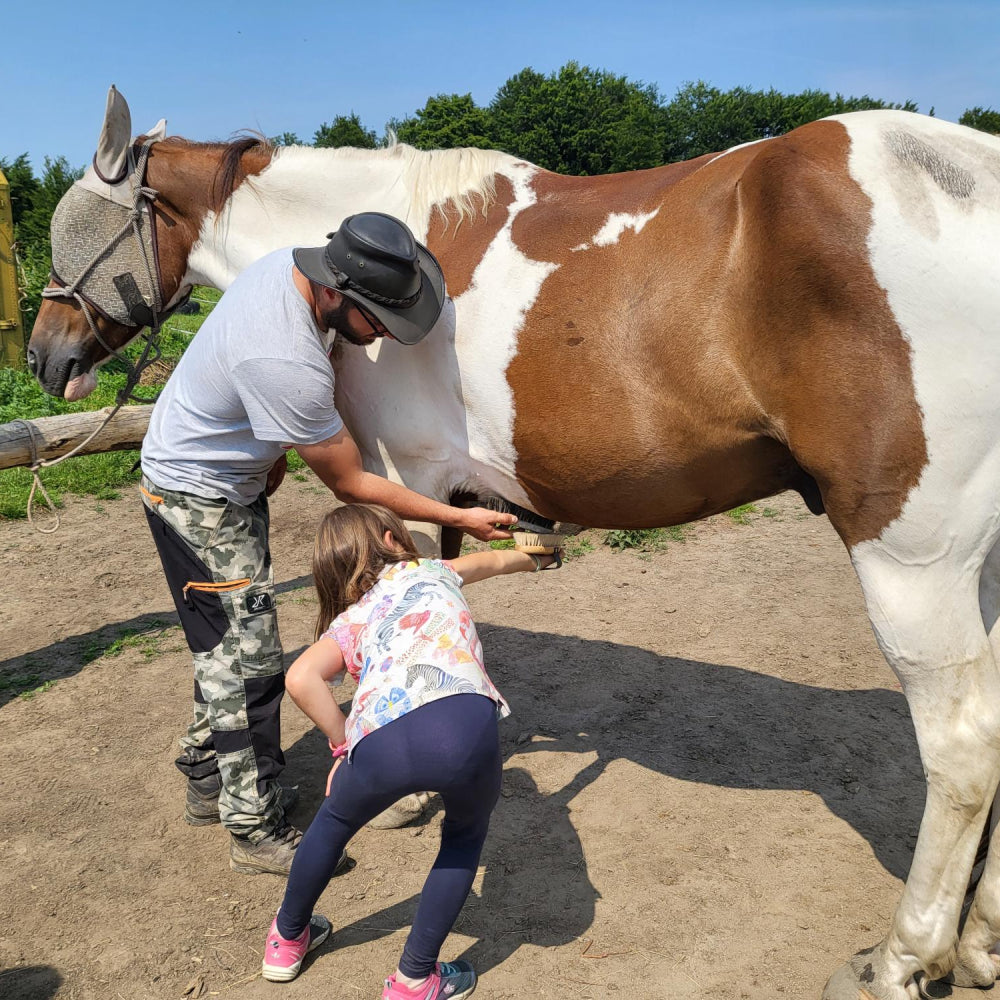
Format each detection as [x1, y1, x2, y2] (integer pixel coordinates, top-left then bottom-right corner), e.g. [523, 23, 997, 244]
[354, 301, 392, 339]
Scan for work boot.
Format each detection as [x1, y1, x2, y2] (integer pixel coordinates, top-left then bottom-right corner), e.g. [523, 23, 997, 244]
[230, 823, 304, 876]
[230, 823, 352, 878]
[185, 779, 298, 827]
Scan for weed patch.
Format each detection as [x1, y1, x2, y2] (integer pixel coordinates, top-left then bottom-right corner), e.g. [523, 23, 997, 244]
[564, 535, 595, 559]
[726, 503, 757, 525]
[83, 621, 169, 663]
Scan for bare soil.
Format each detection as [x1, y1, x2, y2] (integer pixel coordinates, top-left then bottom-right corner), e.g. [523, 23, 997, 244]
[0, 478, 989, 999]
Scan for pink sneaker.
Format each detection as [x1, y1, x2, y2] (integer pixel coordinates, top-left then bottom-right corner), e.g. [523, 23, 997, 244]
[382, 960, 477, 999]
[261, 913, 331, 982]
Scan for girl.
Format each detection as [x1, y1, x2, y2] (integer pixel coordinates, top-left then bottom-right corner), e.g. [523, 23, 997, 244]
[261, 503, 559, 998]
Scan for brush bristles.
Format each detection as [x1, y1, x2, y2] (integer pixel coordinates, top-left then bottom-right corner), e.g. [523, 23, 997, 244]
[512, 531, 563, 554]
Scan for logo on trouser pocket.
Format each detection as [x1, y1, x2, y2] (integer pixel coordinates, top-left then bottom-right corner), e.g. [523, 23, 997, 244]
[243, 592, 274, 616]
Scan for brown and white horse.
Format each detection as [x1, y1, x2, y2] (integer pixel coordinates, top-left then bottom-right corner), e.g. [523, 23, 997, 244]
[27, 87, 1000, 999]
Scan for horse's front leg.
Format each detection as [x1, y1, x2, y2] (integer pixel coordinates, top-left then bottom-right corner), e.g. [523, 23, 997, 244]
[824, 551, 1000, 1000]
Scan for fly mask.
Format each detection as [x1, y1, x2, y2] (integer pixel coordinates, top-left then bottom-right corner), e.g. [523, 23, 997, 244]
[44, 135, 191, 396]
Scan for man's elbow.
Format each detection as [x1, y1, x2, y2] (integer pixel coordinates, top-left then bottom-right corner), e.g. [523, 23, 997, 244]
[331, 481, 364, 504]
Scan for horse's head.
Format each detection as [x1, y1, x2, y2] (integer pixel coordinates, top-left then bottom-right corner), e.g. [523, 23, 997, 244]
[27, 87, 191, 400]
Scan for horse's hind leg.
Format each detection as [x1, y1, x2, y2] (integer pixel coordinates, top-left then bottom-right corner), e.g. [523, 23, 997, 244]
[823, 539, 1000, 1000]
[950, 538, 1000, 987]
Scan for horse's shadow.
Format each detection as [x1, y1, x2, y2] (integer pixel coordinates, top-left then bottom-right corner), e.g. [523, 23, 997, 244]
[283, 624, 923, 978]
[0, 965, 62, 1000]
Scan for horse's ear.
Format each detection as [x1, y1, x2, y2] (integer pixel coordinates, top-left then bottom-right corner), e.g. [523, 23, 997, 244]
[94, 85, 132, 183]
[141, 118, 168, 144]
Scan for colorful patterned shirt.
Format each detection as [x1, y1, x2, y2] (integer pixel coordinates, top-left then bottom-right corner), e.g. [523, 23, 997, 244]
[324, 558, 510, 756]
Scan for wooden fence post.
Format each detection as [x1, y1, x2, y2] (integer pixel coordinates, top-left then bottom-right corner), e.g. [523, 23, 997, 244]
[0, 167, 27, 370]
[0, 406, 153, 471]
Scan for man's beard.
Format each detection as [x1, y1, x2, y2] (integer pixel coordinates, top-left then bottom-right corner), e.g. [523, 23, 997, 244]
[320, 302, 371, 346]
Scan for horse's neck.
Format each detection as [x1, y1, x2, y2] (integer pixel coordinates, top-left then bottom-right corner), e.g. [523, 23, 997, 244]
[179, 144, 512, 291]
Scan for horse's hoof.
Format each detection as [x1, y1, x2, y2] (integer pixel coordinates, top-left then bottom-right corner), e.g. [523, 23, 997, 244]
[367, 792, 431, 829]
[948, 946, 1000, 988]
[822, 946, 911, 1000]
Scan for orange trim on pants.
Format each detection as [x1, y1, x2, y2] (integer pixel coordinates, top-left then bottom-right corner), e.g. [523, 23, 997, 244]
[182, 578, 252, 600]
[140, 485, 164, 504]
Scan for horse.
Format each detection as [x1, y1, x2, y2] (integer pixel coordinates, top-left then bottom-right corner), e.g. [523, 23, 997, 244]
[26, 86, 1000, 999]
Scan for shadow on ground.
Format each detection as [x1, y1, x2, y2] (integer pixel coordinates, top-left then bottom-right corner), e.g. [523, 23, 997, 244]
[280, 624, 922, 978]
[0, 965, 62, 1000]
[0, 574, 312, 709]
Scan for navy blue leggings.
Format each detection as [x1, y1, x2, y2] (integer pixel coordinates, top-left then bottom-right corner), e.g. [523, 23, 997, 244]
[277, 693, 502, 978]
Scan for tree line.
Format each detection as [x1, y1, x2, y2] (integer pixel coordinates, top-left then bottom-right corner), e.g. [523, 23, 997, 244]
[4, 63, 998, 329]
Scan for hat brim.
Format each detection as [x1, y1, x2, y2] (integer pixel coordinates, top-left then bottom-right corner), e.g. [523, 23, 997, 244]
[292, 244, 446, 346]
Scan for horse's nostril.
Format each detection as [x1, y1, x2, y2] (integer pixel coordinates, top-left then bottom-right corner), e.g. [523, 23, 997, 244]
[26, 348, 38, 375]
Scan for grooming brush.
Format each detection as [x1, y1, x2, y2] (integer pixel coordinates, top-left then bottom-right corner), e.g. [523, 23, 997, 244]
[484, 496, 564, 553]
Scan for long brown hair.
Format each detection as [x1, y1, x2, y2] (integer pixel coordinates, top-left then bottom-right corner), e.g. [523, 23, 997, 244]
[312, 504, 422, 640]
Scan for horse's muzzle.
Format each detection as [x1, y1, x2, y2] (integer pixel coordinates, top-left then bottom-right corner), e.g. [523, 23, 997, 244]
[27, 342, 92, 399]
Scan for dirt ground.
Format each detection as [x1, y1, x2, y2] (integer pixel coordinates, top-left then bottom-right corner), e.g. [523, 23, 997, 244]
[0, 476, 992, 1000]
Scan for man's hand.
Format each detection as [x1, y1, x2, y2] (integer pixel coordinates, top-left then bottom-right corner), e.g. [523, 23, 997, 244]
[266, 454, 288, 496]
[462, 507, 517, 542]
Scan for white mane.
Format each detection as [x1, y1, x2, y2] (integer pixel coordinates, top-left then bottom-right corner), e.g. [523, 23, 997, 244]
[274, 140, 513, 230]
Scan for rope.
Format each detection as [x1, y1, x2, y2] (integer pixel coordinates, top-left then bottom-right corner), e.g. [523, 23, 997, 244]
[11, 418, 61, 533]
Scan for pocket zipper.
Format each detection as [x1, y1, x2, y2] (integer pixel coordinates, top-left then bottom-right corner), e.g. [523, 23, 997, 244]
[183, 578, 252, 604]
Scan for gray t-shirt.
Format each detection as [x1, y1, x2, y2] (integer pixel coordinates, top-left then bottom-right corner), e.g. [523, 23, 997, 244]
[141, 249, 343, 504]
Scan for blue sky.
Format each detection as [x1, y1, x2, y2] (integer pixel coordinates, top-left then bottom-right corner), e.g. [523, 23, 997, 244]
[4, 1, 998, 171]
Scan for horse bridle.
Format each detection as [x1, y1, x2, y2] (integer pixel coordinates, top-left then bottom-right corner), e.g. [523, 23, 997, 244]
[41, 137, 191, 403]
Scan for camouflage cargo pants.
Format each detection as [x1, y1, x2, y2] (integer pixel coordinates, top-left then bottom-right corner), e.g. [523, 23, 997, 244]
[141, 476, 286, 837]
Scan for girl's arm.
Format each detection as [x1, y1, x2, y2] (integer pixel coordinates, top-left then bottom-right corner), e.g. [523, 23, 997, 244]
[285, 636, 348, 746]
[449, 548, 559, 586]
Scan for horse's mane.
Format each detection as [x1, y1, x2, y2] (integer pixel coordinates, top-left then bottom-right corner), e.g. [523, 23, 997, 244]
[274, 139, 511, 228]
[159, 134, 275, 211]
[159, 134, 511, 226]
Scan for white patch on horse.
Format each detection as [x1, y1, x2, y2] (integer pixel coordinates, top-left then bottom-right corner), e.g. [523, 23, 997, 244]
[446, 166, 558, 501]
[591, 208, 660, 247]
[835, 110, 1000, 986]
[837, 111, 1000, 567]
[704, 135, 773, 166]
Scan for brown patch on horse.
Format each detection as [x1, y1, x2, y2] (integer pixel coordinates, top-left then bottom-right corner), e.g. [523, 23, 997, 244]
[505, 122, 926, 546]
[145, 137, 274, 297]
[425, 176, 514, 299]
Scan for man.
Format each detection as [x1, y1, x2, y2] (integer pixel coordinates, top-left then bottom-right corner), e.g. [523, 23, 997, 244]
[140, 212, 515, 876]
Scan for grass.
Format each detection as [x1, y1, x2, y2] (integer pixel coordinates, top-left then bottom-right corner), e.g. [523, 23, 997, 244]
[82, 620, 170, 663]
[726, 503, 757, 525]
[0, 671, 57, 700]
[0, 290, 220, 520]
[604, 527, 667, 551]
[563, 535, 595, 559]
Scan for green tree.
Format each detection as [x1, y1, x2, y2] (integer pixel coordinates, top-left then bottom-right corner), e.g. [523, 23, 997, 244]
[0, 153, 40, 227]
[960, 107, 1000, 134]
[0, 155, 82, 329]
[662, 82, 919, 161]
[489, 62, 665, 175]
[394, 93, 496, 150]
[313, 113, 378, 149]
[268, 132, 302, 147]
[15, 156, 82, 252]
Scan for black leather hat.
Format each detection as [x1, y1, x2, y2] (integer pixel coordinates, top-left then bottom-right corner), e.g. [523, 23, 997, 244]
[293, 212, 446, 345]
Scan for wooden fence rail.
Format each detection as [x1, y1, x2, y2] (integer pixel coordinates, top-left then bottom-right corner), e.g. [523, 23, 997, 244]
[0, 405, 153, 471]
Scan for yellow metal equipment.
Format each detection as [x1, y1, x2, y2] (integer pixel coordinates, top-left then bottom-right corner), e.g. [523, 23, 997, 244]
[0, 167, 26, 369]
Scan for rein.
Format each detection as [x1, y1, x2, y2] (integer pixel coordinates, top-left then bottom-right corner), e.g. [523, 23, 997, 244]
[29, 138, 189, 531]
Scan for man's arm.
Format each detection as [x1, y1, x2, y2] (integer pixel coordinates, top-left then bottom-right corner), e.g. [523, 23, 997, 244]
[296, 428, 516, 542]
